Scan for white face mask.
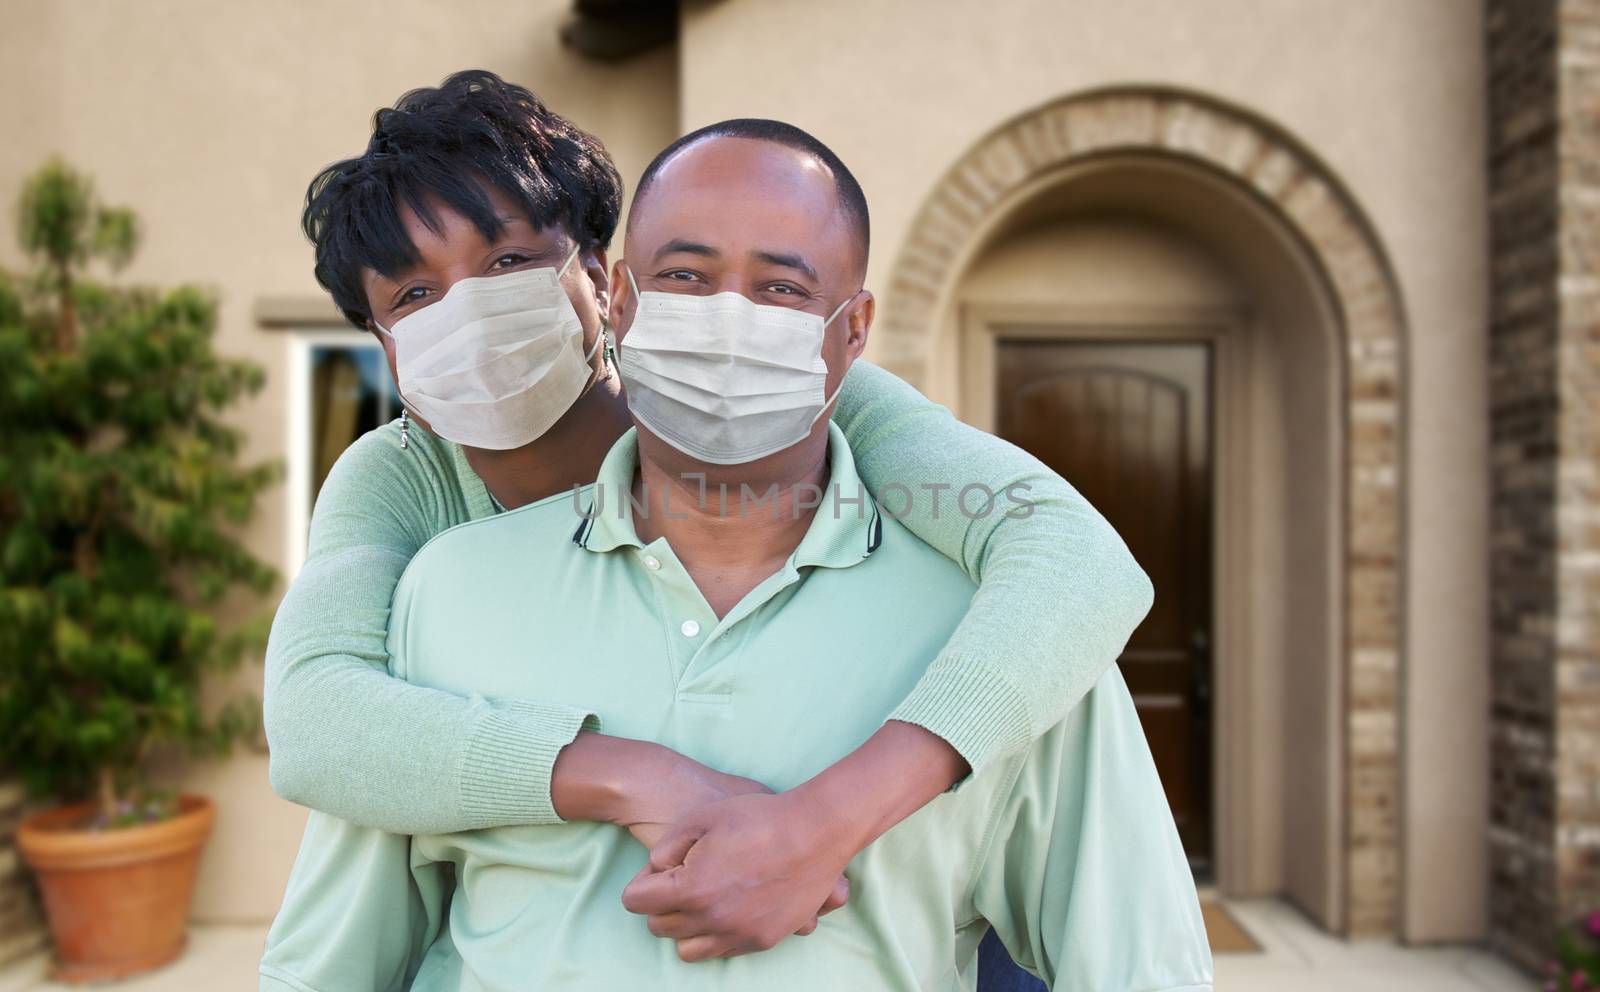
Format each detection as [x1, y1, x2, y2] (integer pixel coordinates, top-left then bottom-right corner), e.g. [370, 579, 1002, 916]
[375, 248, 601, 451]
[615, 266, 852, 465]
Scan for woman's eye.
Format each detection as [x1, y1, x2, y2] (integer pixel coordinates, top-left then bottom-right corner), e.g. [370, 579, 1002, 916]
[492, 253, 530, 270]
[399, 286, 431, 305]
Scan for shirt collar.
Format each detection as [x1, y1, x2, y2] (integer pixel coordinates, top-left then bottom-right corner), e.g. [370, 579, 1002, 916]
[572, 422, 882, 570]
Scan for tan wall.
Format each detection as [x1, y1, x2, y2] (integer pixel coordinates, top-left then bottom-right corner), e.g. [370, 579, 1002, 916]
[680, 0, 1489, 942]
[0, 0, 677, 922]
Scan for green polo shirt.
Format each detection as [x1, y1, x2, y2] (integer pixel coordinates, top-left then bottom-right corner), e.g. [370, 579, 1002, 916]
[259, 424, 1211, 992]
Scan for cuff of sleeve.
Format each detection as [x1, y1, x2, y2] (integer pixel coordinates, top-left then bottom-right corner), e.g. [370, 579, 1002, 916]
[258, 965, 325, 992]
[459, 699, 601, 829]
[886, 651, 1034, 792]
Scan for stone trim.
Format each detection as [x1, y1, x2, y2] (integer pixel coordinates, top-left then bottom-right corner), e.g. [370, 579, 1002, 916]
[1486, 0, 1600, 968]
[880, 86, 1407, 937]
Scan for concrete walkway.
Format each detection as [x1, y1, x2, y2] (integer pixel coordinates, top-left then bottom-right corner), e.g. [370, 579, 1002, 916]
[0, 898, 1536, 990]
[1215, 899, 1535, 992]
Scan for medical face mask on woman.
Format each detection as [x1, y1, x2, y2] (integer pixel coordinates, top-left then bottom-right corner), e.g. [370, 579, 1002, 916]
[374, 248, 601, 451]
[615, 266, 852, 465]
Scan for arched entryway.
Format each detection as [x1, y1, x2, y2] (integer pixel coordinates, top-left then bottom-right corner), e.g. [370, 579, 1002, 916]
[878, 87, 1406, 937]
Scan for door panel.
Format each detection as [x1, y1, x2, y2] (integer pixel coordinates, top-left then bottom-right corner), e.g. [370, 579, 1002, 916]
[996, 339, 1214, 866]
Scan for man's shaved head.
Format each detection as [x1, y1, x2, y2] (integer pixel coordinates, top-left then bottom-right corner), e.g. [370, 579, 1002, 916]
[611, 121, 879, 472]
[632, 119, 869, 265]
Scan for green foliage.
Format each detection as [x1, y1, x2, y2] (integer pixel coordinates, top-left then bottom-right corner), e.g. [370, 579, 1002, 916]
[18, 160, 102, 272]
[0, 160, 277, 816]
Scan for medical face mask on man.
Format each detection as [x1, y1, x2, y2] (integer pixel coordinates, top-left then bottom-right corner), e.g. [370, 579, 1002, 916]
[614, 265, 852, 465]
[373, 248, 602, 451]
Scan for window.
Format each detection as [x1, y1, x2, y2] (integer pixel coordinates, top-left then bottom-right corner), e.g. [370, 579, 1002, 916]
[285, 328, 401, 575]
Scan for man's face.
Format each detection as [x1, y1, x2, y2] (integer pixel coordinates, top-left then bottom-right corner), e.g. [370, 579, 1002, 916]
[359, 181, 609, 433]
[610, 137, 873, 466]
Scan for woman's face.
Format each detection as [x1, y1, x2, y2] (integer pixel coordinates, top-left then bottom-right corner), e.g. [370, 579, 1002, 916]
[360, 182, 610, 434]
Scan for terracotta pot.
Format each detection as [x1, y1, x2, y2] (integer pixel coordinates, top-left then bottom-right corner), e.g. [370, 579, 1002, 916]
[15, 794, 215, 983]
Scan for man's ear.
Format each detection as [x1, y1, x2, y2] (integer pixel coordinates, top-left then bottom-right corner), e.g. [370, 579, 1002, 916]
[583, 248, 610, 313]
[607, 258, 631, 340]
[844, 291, 874, 361]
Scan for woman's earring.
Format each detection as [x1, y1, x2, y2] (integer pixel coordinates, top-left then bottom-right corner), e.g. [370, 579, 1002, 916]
[399, 409, 410, 451]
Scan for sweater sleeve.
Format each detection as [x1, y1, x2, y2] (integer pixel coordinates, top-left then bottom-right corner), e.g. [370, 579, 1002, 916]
[833, 360, 1155, 777]
[262, 423, 598, 834]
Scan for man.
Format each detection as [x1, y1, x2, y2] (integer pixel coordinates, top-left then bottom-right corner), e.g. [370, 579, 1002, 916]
[262, 120, 1210, 991]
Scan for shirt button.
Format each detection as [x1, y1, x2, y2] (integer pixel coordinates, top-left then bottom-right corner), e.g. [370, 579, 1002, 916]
[642, 554, 661, 571]
[680, 620, 701, 638]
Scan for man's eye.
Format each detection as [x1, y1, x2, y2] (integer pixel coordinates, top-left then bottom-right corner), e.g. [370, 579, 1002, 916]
[400, 286, 431, 304]
[762, 283, 812, 303]
[492, 253, 531, 269]
[661, 270, 700, 282]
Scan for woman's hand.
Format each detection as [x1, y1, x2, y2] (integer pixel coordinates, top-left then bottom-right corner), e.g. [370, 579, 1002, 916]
[549, 732, 845, 945]
[619, 721, 967, 962]
[613, 754, 772, 850]
[620, 789, 854, 961]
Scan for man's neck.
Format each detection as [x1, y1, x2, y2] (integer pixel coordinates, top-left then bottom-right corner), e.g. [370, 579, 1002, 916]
[461, 372, 633, 510]
[633, 436, 831, 618]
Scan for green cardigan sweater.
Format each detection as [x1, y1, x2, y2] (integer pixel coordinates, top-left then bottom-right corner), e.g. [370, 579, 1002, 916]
[261, 360, 1153, 833]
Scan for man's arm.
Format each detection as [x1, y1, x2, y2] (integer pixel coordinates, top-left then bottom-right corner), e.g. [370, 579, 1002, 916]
[258, 812, 445, 992]
[971, 666, 1213, 991]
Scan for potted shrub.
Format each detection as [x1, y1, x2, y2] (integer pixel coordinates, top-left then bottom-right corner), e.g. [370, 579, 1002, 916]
[0, 161, 277, 981]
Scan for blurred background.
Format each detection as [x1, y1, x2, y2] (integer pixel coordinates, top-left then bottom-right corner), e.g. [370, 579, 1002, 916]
[0, 0, 1586, 988]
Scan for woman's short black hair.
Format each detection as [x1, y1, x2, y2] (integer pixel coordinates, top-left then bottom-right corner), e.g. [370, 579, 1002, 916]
[303, 69, 622, 328]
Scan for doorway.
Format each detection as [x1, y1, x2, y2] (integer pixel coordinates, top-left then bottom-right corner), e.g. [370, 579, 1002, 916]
[996, 339, 1215, 872]
[942, 163, 1352, 916]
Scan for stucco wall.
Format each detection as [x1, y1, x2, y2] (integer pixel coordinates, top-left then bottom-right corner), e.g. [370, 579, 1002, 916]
[679, 0, 1490, 941]
[0, 0, 678, 922]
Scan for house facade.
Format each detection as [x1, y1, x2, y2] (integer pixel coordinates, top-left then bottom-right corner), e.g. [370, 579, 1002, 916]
[0, 0, 1591, 971]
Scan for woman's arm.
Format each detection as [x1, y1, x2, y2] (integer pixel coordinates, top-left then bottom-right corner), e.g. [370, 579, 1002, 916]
[266, 422, 862, 852]
[263, 424, 602, 833]
[837, 359, 1154, 770]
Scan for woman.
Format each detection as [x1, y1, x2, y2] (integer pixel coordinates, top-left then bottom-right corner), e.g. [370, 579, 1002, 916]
[265, 70, 1148, 985]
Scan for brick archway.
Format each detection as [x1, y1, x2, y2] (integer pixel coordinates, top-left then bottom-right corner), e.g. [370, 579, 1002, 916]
[880, 87, 1406, 936]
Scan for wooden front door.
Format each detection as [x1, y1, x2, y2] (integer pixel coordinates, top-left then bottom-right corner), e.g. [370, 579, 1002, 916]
[996, 339, 1214, 867]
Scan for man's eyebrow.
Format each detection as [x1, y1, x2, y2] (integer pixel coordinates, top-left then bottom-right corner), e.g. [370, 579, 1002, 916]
[653, 238, 720, 261]
[754, 250, 818, 282]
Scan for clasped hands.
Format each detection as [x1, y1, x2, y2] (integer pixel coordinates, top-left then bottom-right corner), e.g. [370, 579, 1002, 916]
[612, 755, 856, 962]
[551, 724, 962, 964]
